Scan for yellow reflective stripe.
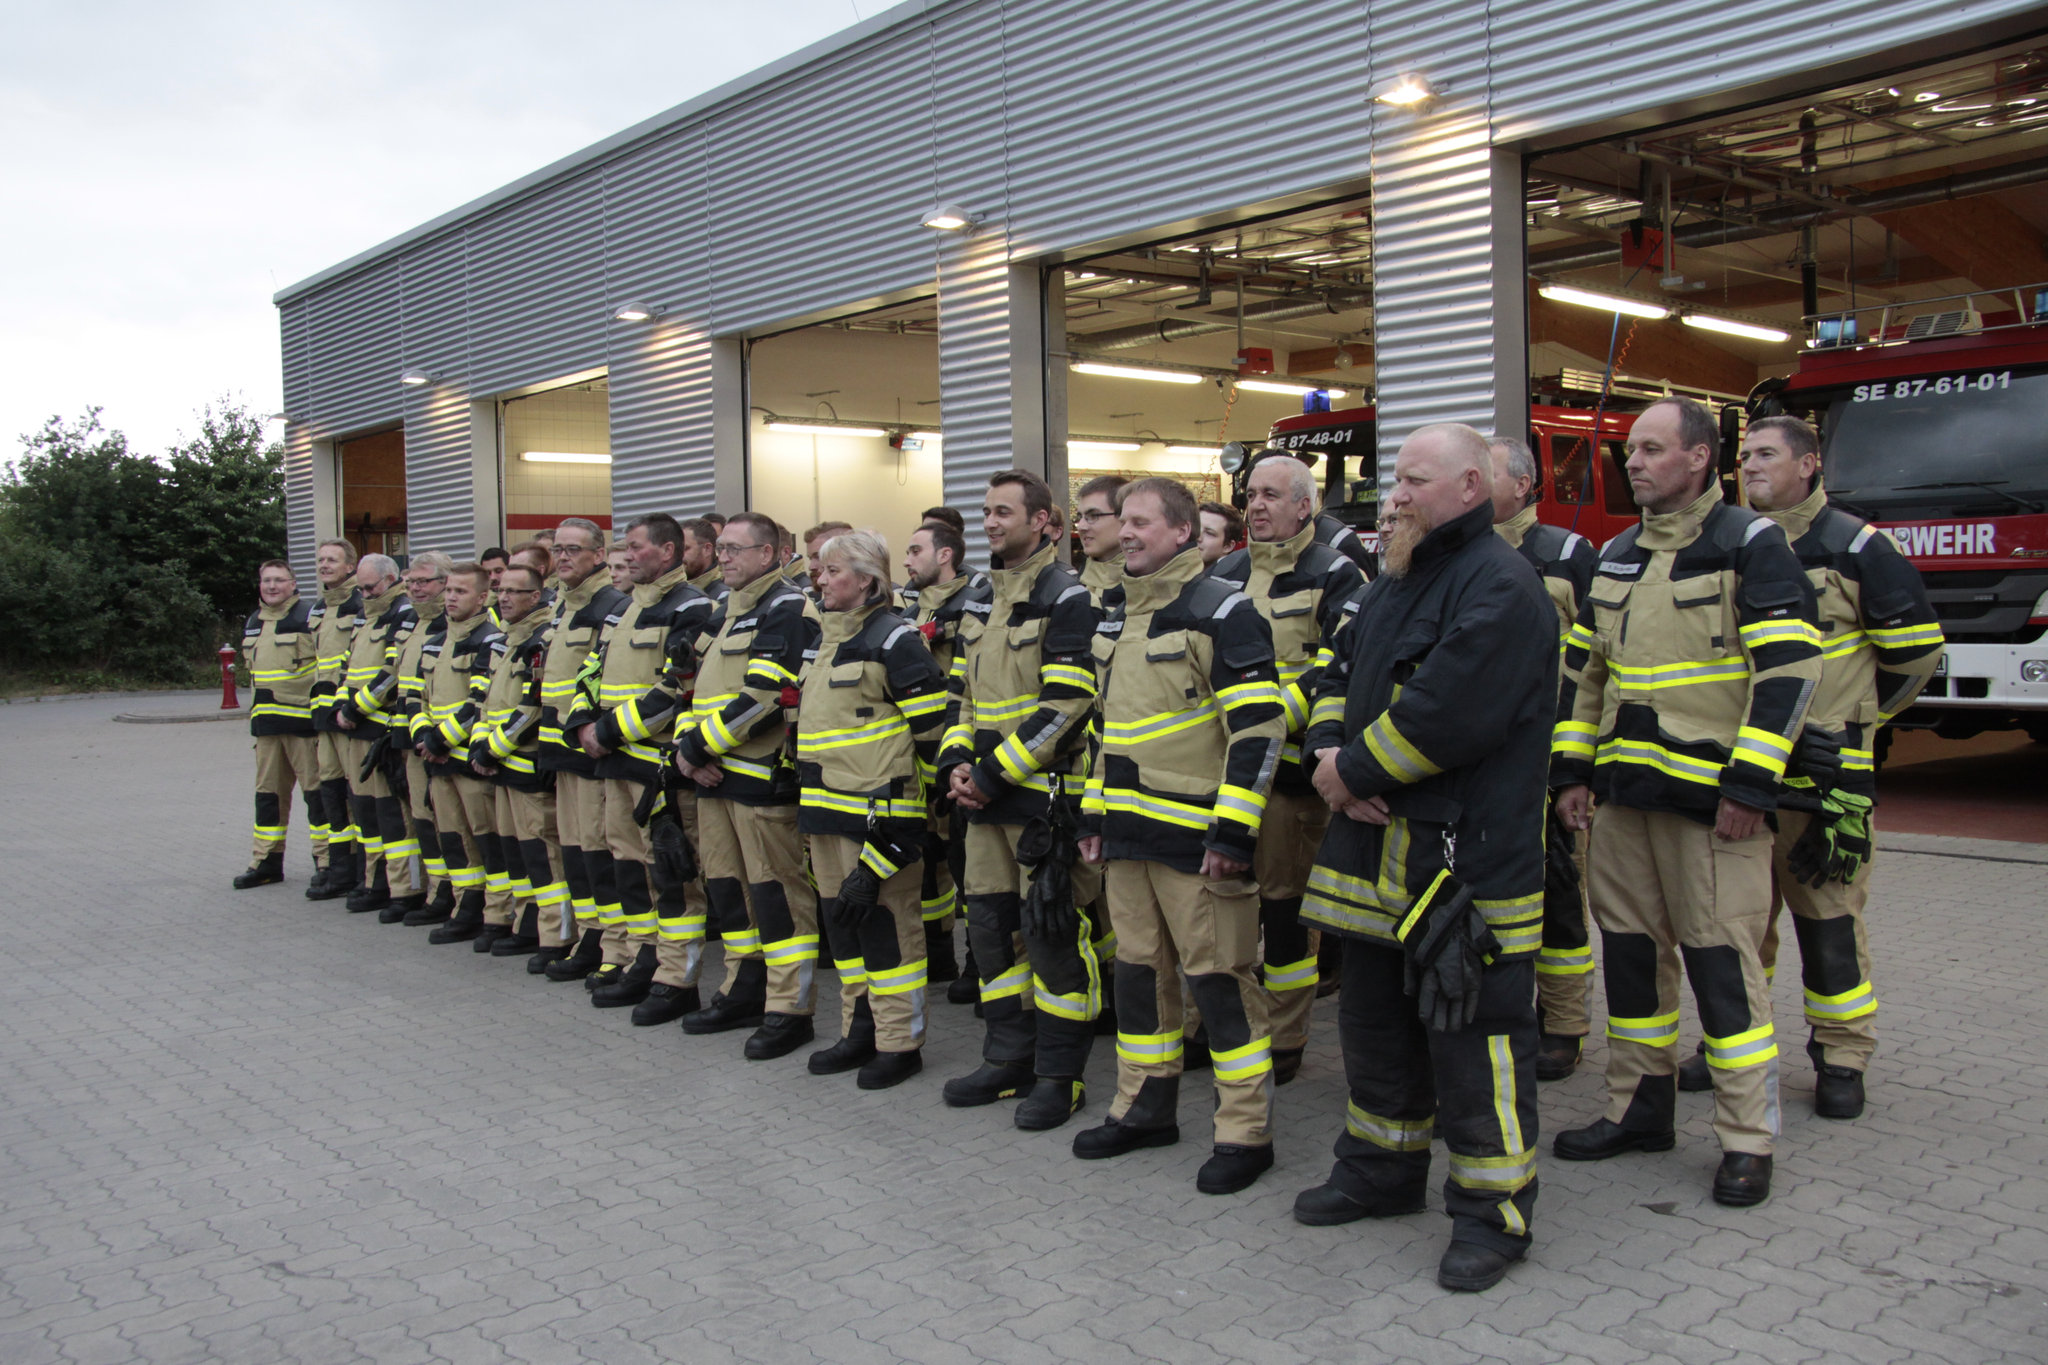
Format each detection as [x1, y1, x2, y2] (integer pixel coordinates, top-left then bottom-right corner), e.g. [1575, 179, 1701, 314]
[1489, 1034, 1523, 1154]
[974, 693, 1040, 724]
[869, 960, 927, 994]
[1447, 1148, 1538, 1195]
[1263, 956, 1318, 991]
[1033, 976, 1095, 1019]
[720, 928, 762, 954]
[1805, 981, 1876, 1021]
[800, 790, 923, 820]
[1213, 783, 1266, 829]
[1362, 715, 1441, 784]
[1607, 655, 1748, 688]
[1865, 621, 1944, 648]
[762, 934, 820, 966]
[1100, 787, 1211, 831]
[746, 658, 799, 687]
[614, 699, 654, 743]
[1606, 1009, 1680, 1046]
[797, 715, 910, 753]
[1535, 945, 1594, 975]
[1819, 630, 1868, 660]
[1345, 1101, 1431, 1150]
[250, 703, 313, 720]
[251, 666, 313, 681]
[1731, 726, 1792, 777]
[991, 733, 1037, 782]
[1102, 699, 1219, 743]
[1566, 622, 1597, 650]
[982, 961, 1031, 1002]
[1217, 680, 1282, 712]
[1598, 739, 1723, 786]
[1211, 1036, 1272, 1082]
[1116, 1030, 1184, 1064]
[860, 844, 906, 879]
[835, 957, 869, 987]
[1740, 619, 1820, 649]
[1308, 694, 1345, 728]
[1704, 1024, 1778, 1069]
[1040, 662, 1097, 694]
[898, 690, 948, 720]
[721, 755, 778, 781]
[1841, 746, 1874, 772]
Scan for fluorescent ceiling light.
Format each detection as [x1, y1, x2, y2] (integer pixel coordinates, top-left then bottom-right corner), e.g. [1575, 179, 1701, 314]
[1072, 361, 1204, 384]
[1371, 73, 1439, 106]
[765, 421, 888, 438]
[1165, 444, 1222, 456]
[909, 431, 941, 441]
[1070, 439, 1142, 452]
[520, 451, 612, 465]
[1538, 284, 1672, 320]
[1682, 313, 1791, 344]
[1235, 379, 1348, 399]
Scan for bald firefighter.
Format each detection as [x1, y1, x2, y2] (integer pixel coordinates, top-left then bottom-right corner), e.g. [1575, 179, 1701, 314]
[1552, 397, 1823, 1209]
[333, 552, 418, 916]
[233, 559, 320, 889]
[305, 539, 364, 900]
[1207, 455, 1365, 1085]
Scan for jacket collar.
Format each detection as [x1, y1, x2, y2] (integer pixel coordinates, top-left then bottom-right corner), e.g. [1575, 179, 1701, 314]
[1407, 501, 1495, 574]
[364, 585, 407, 620]
[1081, 551, 1125, 593]
[989, 536, 1056, 596]
[1120, 541, 1206, 615]
[258, 594, 299, 621]
[727, 564, 790, 613]
[445, 610, 490, 643]
[500, 607, 545, 647]
[1247, 519, 1315, 575]
[914, 570, 974, 615]
[688, 566, 722, 595]
[1494, 503, 1540, 549]
[321, 581, 355, 608]
[821, 596, 887, 644]
[1636, 480, 1724, 550]
[1765, 480, 1828, 542]
[414, 597, 446, 624]
[631, 561, 692, 608]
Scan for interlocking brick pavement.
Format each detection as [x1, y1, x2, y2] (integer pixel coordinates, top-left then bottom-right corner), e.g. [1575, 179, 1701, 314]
[2, 695, 2044, 1364]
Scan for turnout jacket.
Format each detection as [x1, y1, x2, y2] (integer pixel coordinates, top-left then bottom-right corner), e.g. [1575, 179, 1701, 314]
[672, 568, 820, 805]
[565, 563, 714, 788]
[336, 586, 415, 738]
[937, 536, 1100, 826]
[1208, 520, 1366, 795]
[418, 612, 504, 776]
[911, 570, 992, 783]
[796, 599, 949, 861]
[1495, 504, 1596, 640]
[1316, 511, 1377, 578]
[1081, 542, 1286, 872]
[242, 593, 318, 736]
[1300, 503, 1557, 957]
[394, 599, 445, 737]
[535, 573, 629, 777]
[1552, 483, 1823, 821]
[309, 581, 364, 731]
[1769, 483, 1944, 798]
[688, 566, 730, 606]
[1081, 552, 1125, 607]
[474, 608, 553, 791]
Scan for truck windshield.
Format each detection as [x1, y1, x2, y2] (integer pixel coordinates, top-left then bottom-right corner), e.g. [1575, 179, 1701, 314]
[1812, 365, 2048, 512]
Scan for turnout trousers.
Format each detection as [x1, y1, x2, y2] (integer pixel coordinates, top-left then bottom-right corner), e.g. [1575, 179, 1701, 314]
[314, 731, 357, 862]
[962, 818, 1104, 1079]
[1589, 804, 1779, 1156]
[1764, 811, 1879, 1072]
[404, 753, 447, 902]
[1252, 789, 1329, 1052]
[553, 773, 606, 939]
[1104, 858, 1273, 1147]
[429, 773, 502, 917]
[251, 733, 321, 865]
[919, 807, 960, 932]
[600, 777, 703, 988]
[1325, 938, 1539, 1257]
[346, 735, 417, 899]
[1536, 816, 1595, 1037]
[811, 832, 928, 1053]
[696, 795, 815, 1013]
[500, 785, 569, 948]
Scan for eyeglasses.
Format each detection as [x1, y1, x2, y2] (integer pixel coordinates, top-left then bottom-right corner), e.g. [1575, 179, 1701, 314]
[1075, 509, 1116, 525]
[402, 577, 442, 589]
[497, 588, 541, 599]
[553, 542, 597, 556]
[714, 540, 769, 557]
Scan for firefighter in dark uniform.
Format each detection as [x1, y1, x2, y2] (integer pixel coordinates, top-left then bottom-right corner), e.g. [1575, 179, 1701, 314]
[1487, 437, 1599, 1080]
[672, 512, 824, 1056]
[393, 553, 455, 926]
[536, 519, 631, 979]
[939, 470, 1104, 1131]
[1551, 397, 1822, 1210]
[333, 552, 418, 916]
[414, 562, 506, 943]
[1290, 423, 1555, 1293]
[798, 529, 951, 1088]
[306, 538, 364, 900]
[1074, 478, 1287, 1194]
[1315, 508, 1377, 579]
[1208, 455, 1365, 1084]
[234, 559, 320, 889]
[904, 519, 990, 995]
[1669, 416, 1942, 1118]
[567, 514, 717, 1014]
[471, 563, 567, 960]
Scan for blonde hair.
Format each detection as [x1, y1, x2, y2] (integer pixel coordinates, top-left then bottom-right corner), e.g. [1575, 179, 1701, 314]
[819, 529, 892, 602]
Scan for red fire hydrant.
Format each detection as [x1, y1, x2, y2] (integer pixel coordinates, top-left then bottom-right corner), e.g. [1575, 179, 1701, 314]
[219, 642, 240, 710]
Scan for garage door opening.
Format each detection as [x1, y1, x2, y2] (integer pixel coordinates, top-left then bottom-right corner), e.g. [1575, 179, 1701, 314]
[746, 297, 944, 556]
[501, 376, 612, 546]
[1059, 192, 1376, 538]
[337, 427, 406, 560]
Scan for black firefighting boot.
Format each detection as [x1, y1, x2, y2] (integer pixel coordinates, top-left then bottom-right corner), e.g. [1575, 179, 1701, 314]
[1534, 1034, 1583, 1082]
[1072, 1076, 1181, 1158]
[1809, 1037, 1866, 1119]
[1014, 1076, 1086, 1131]
[471, 922, 510, 954]
[680, 960, 769, 1034]
[1677, 1039, 1712, 1092]
[427, 888, 485, 944]
[591, 945, 657, 1008]
[381, 890, 427, 925]
[856, 1049, 922, 1090]
[306, 844, 354, 901]
[404, 880, 455, 927]
[744, 1013, 817, 1060]
[947, 947, 980, 1006]
[809, 1000, 877, 1074]
[526, 944, 570, 975]
[631, 983, 700, 1026]
[941, 1058, 1035, 1108]
[543, 929, 605, 982]
[233, 852, 284, 890]
[489, 905, 542, 957]
[925, 925, 959, 984]
[1182, 1024, 1213, 1072]
[346, 860, 390, 914]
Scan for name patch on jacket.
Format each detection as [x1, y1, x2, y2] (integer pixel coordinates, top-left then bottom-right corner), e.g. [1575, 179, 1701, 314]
[1598, 561, 1643, 577]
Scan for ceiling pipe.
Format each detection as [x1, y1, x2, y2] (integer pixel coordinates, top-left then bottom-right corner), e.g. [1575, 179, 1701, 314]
[1072, 289, 1373, 350]
[1530, 154, 2048, 274]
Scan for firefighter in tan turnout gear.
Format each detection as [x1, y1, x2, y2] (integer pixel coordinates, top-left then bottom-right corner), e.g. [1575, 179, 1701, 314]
[798, 530, 951, 1089]
[536, 520, 631, 981]
[938, 470, 1106, 1131]
[1486, 437, 1599, 1081]
[1667, 415, 1943, 1119]
[306, 538, 364, 900]
[1206, 455, 1365, 1084]
[391, 554, 456, 926]
[332, 553, 419, 917]
[566, 515, 717, 1015]
[1552, 397, 1823, 1210]
[414, 563, 507, 944]
[233, 560, 320, 889]
[671, 512, 824, 1058]
[1075, 477, 1288, 1194]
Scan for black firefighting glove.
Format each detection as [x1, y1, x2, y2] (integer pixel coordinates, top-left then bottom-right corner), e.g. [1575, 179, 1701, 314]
[1016, 810, 1079, 943]
[1784, 790, 1875, 888]
[829, 862, 883, 935]
[1781, 724, 1844, 810]
[1543, 807, 1580, 917]
[1400, 873, 1499, 1034]
[648, 803, 699, 888]
[359, 732, 391, 785]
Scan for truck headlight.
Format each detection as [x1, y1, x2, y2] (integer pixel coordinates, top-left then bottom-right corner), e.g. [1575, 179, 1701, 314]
[2023, 660, 2048, 683]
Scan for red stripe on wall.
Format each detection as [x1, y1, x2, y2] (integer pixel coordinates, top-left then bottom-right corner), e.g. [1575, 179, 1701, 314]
[507, 513, 613, 530]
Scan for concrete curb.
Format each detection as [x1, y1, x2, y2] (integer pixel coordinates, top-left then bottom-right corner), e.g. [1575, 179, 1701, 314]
[113, 710, 250, 726]
[2, 688, 228, 706]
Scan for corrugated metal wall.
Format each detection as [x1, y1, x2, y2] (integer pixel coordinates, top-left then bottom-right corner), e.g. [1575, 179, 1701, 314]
[397, 231, 474, 555]
[278, 0, 2048, 566]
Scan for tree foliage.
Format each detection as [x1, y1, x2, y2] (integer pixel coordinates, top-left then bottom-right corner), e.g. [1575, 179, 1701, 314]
[0, 402, 286, 682]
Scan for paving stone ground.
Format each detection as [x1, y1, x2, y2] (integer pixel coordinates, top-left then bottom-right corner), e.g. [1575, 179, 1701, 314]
[3, 695, 2045, 1364]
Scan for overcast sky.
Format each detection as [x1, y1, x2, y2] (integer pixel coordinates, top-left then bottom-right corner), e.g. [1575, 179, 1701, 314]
[0, 0, 868, 461]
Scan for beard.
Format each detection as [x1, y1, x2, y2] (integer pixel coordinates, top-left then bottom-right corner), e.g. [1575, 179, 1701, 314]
[1380, 508, 1432, 577]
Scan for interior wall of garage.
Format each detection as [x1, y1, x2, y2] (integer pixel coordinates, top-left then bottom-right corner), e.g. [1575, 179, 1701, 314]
[501, 385, 612, 546]
[276, 0, 2048, 569]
